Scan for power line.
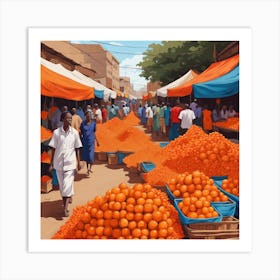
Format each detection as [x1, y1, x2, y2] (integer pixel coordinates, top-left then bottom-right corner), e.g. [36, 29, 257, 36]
[76, 41, 157, 49]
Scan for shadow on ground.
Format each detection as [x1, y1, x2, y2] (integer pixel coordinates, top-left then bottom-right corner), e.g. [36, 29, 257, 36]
[41, 200, 64, 220]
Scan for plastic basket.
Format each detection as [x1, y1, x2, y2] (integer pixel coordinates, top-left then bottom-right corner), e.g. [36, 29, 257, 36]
[159, 142, 169, 148]
[210, 197, 236, 217]
[140, 161, 156, 173]
[174, 198, 223, 225]
[166, 185, 177, 202]
[117, 151, 133, 164]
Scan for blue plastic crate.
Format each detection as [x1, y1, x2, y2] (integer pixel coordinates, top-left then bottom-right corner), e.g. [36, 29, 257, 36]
[140, 161, 156, 173]
[211, 175, 228, 181]
[117, 151, 133, 164]
[166, 185, 177, 202]
[210, 197, 236, 217]
[174, 198, 223, 225]
[214, 182, 239, 205]
[159, 142, 169, 148]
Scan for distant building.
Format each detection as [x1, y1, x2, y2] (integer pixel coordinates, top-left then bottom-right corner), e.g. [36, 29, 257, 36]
[119, 76, 133, 96]
[70, 44, 120, 90]
[41, 41, 97, 79]
[147, 81, 161, 93]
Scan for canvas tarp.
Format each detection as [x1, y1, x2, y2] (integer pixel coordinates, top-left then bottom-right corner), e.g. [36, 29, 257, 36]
[41, 63, 94, 101]
[193, 65, 239, 98]
[167, 54, 239, 97]
[41, 58, 117, 101]
[156, 69, 197, 97]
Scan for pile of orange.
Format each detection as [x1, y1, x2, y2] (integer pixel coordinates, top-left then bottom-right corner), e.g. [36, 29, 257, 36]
[123, 111, 140, 126]
[221, 177, 239, 196]
[141, 126, 239, 186]
[214, 117, 239, 131]
[167, 170, 228, 219]
[95, 115, 153, 153]
[52, 183, 184, 239]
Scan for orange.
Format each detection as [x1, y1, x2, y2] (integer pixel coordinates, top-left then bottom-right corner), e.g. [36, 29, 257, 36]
[134, 183, 143, 191]
[115, 193, 126, 203]
[202, 207, 209, 214]
[75, 230, 82, 239]
[137, 197, 146, 205]
[128, 221, 137, 230]
[187, 184, 195, 193]
[119, 209, 127, 218]
[119, 218, 129, 228]
[111, 187, 121, 194]
[184, 174, 193, 185]
[81, 212, 91, 223]
[153, 198, 162, 206]
[90, 219, 97, 227]
[126, 197, 136, 205]
[126, 212, 134, 221]
[158, 221, 168, 230]
[141, 229, 149, 237]
[148, 220, 158, 230]
[137, 220, 147, 229]
[96, 218, 105, 227]
[76, 221, 84, 230]
[134, 204, 144, 213]
[143, 213, 153, 223]
[121, 228, 130, 238]
[110, 219, 119, 228]
[95, 210, 104, 219]
[147, 191, 155, 199]
[103, 227, 112, 237]
[173, 190, 181, 197]
[126, 204, 134, 212]
[95, 226, 104, 236]
[87, 226, 95, 236]
[112, 211, 120, 219]
[112, 228, 121, 238]
[193, 190, 202, 198]
[113, 202, 122, 211]
[195, 200, 203, 209]
[188, 212, 198, 218]
[134, 213, 143, 222]
[132, 228, 142, 238]
[153, 211, 163, 222]
[134, 190, 142, 199]
[149, 229, 158, 239]
[159, 229, 168, 238]
[193, 177, 201, 185]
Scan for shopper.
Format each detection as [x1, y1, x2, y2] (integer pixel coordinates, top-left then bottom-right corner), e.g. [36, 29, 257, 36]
[71, 107, 83, 133]
[193, 101, 202, 126]
[212, 104, 222, 122]
[94, 103, 102, 123]
[49, 111, 82, 217]
[145, 104, 154, 133]
[202, 104, 213, 133]
[159, 103, 167, 136]
[169, 101, 183, 140]
[178, 103, 196, 135]
[228, 105, 237, 117]
[80, 110, 100, 175]
[101, 105, 108, 123]
[220, 105, 229, 120]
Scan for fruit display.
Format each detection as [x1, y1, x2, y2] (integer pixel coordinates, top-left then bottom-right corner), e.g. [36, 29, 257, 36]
[214, 117, 239, 131]
[220, 177, 239, 196]
[52, 183, 184, 239]
[167, 170, 228, 219]
[141, 126, 239, 186]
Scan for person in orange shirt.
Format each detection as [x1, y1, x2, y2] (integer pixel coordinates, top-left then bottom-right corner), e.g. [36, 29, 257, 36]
[201, 104, 213, 133]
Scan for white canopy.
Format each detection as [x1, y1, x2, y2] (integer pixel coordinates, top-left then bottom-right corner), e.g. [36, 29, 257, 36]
[41, 58, 116, 101]
[156, 69, 197, 97]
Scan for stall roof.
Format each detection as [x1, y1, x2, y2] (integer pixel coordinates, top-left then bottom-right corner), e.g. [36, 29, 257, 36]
[156, 69, 197, 97]
[41, 64, 94, 101]
[193, 65, 239, 98]
[167, 54, 239, 97]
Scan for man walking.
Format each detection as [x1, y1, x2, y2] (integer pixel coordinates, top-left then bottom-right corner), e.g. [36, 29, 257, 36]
[49, 111, 82, 217]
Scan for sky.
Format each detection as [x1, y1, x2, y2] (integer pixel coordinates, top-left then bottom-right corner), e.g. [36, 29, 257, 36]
[71, 40, 161, 92]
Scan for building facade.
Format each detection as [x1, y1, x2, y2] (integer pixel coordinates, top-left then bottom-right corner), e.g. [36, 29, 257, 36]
[119, 76, 133, 95]
[70, 44, 120, 90]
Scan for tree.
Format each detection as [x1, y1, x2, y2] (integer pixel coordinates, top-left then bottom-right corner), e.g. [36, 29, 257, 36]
[137, 41, 231, 85]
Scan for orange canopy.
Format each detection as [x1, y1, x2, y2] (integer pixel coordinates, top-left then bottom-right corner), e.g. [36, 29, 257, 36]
[168, 54, 239, 97]
[41, 126, 53, 142]
[41, 65, 94, 101]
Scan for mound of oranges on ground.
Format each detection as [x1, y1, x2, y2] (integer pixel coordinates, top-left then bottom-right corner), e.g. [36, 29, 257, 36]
[141, 125, 239, 186]
[220, 177, 239, 196]
[167, 170, 228, 219]
[52, 183, 184, 239]
[95, 114, 153, 153]
[214, 117, 239, 131]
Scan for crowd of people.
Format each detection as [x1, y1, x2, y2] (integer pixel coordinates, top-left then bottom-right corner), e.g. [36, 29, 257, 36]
[41, 98, 238, 217]
[137, 99, 238, 140]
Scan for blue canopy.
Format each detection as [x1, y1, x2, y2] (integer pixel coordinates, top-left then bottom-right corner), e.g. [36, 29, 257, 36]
[193, 65, 239, 98]
[94, 89, 104, 99]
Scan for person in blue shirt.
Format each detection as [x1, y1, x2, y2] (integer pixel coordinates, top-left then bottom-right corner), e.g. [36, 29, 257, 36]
[80, 110, 99, 175]
[164, 103, 171, 136]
